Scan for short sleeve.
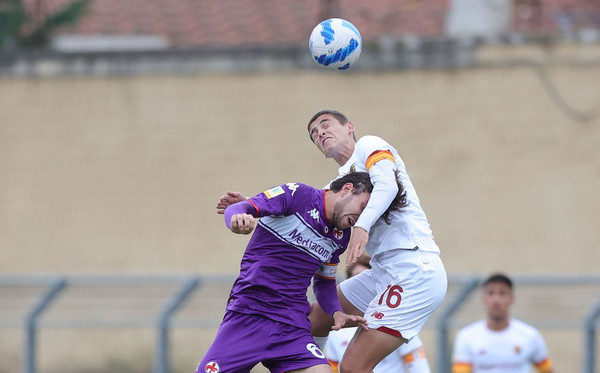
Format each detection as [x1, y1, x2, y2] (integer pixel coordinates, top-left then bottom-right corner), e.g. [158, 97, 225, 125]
[353, 136, 393, 168]
[452, 329, 473, 368]
[529, 329, 552, 370]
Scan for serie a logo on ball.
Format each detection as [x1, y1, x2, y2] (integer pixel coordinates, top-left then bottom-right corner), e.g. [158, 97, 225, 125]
[309, 18, 362, 70]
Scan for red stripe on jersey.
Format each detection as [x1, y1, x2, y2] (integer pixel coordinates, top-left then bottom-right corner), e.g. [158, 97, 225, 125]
[247, 199, 260, 215]
[322, 189, 331, 224]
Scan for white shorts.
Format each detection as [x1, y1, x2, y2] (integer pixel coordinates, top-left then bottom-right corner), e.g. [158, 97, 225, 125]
[339, 249, 447, 340]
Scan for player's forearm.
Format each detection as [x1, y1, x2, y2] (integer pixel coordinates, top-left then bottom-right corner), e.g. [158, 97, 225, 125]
[313, 276, 343, 316]
[355, 159, 398, 231]
[224, 201, 257, 229]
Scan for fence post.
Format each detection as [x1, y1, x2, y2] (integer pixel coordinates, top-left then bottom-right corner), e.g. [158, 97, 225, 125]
[584, 297, 600, 373]
[23, 278, 67, 373]
[437, 276, 480, 373]
[153, 276, 200, 373]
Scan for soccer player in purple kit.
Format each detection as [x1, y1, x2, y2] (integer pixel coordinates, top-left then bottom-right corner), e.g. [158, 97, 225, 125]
[197, 172, 408, 373]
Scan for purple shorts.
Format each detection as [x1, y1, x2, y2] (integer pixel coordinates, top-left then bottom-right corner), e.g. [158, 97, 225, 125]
[196, 310, 329, 373]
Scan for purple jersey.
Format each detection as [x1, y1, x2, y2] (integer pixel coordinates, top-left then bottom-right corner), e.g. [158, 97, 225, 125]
[226, 182, 350, 331]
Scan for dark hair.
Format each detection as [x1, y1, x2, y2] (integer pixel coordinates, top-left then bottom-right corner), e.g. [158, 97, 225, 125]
[329, 171, 373, 195]
[307, 109, 357, 142]
[330, 170, 409, 226]
[483, 273, 513, 289]
[382, 169, 409, 225]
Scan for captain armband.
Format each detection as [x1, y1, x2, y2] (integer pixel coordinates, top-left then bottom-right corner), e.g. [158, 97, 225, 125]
[315, 263, 338, 280]
[365, 150, 395, 170]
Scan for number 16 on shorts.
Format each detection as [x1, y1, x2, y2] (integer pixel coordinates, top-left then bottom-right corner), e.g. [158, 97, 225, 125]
[378, 284, 403, 309]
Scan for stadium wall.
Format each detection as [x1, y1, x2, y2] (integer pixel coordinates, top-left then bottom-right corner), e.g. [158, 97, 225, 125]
[0, 44, 599, 372]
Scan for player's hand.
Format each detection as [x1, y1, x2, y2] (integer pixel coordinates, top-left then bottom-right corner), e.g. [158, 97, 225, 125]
[217, 192, 247, 214]
[345, 227, 369, 267]
[230, 213, 256, 234]
[331, 311, 368, 331]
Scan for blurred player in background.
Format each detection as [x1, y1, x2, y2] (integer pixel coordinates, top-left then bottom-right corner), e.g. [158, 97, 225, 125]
[452, 273, 554, 373]
[325, 254, 431, 373]
[200, 172, 408, 373]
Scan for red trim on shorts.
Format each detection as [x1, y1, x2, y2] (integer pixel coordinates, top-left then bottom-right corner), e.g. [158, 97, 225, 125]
[376, 326, 403, 338]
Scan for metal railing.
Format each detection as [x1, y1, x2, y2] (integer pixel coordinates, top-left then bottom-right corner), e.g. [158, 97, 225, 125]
[0, 274, 235, 373]
[1, 274, 599, 373]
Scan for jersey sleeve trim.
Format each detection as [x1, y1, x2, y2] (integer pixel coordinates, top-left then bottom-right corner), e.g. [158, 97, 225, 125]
[247, 199, 259, 215]
[452, 362, 472, 373]
[534, 358, 553, 372]
[402, 347, 427, 364]
[402, 351, 415, 364]
[365, 150, 394, 171]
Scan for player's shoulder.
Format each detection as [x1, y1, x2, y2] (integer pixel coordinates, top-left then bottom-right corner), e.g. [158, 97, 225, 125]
[282, 182, 312, 191]
[456, 320, 487, 338]
[262, 182, 318, 200]
[356, 135, 390, 149]
[355, 135, 398, 160]
[509, 318, 543, 338]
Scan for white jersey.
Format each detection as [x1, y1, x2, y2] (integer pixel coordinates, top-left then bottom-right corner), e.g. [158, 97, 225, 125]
[337, 135, 439, 257]
[325, 328, 429, 373]
[452, 319, 553, 373]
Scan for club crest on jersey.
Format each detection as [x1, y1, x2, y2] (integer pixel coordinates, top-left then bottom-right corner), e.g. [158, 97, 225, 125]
[333, 228, 343, 240]
[204, 361, 220, 373]
[264, 186, 285, 199]
[308, 208, 320, 222]
[514, 345, 521, 354]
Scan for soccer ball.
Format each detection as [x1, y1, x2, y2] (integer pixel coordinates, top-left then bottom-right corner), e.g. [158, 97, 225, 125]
[309, 18, 362, 70]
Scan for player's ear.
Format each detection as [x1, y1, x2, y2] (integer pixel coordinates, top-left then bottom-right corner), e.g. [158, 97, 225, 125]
[346, 121, 355, 134]
[342, 182, 354, 196]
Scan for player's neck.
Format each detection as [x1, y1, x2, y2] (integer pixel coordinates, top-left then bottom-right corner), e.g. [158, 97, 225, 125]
[487, 318, 509, 331]
[331, 142, 355, 166]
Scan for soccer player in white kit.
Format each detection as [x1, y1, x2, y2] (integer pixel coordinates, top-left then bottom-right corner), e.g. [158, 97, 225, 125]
[325, 257, 431, 373]
[452, 273, 554, 373]
[216, 109, 446, 372]
[306, 110, 447, 373]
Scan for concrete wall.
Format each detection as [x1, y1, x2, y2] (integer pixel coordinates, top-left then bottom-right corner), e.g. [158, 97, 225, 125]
[1, 45, 600, 372]
[2, 55, 599, 278]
